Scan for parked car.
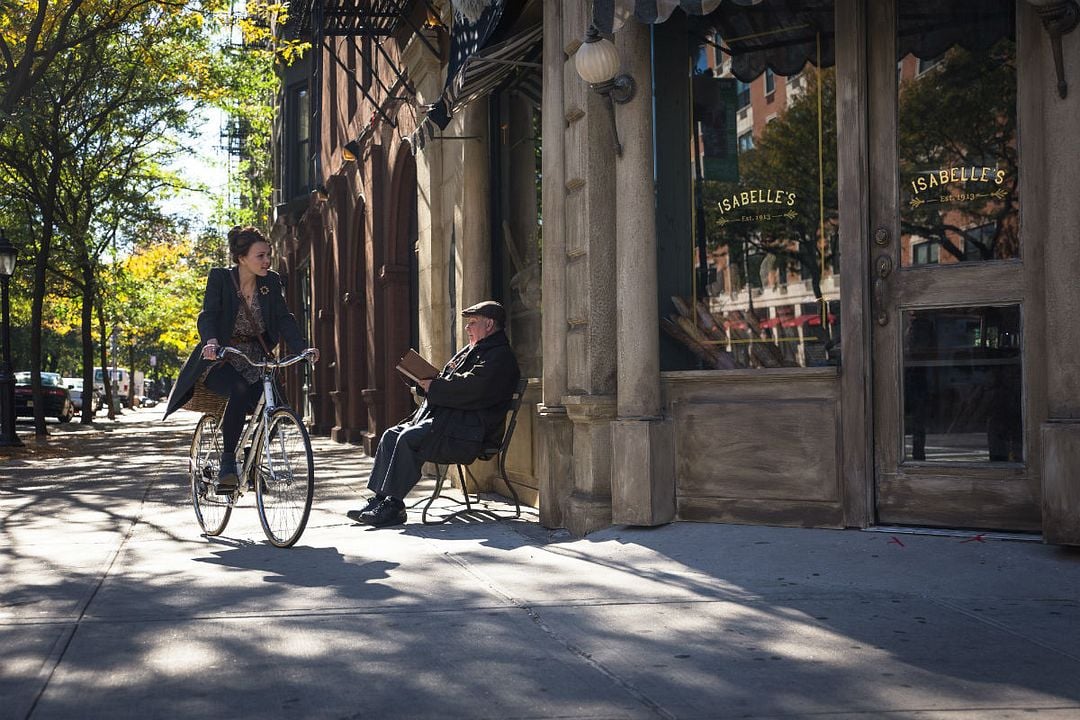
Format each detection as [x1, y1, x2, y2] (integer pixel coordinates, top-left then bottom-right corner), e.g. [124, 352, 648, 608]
[14, 371, 74, 423]
[62, 377, 103, 414]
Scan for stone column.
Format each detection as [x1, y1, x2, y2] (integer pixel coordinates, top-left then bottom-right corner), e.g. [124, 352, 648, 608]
[609, 21, 676, 526]
[538, 0, 572, 529]
[331, 174, 366, 444]
[1027, 5, 1080, 545]
[559, 0, 619, 535]
[460, 99, 493, 317]
[401, 30, 449, 364]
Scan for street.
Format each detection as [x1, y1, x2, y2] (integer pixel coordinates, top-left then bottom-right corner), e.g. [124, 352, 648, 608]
[1, 409, 1079, 719]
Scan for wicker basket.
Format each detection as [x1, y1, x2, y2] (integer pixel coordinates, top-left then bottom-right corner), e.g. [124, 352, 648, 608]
[184, 381, 227, 418]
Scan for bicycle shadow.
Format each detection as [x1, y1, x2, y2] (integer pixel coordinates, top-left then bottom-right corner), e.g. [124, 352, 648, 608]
[194, 542, 400, 602]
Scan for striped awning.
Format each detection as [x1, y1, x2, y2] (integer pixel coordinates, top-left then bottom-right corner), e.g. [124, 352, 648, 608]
[411, 22, 542, 150]
[591, 0, 724, 35]
[590, 0, 1012, 82]
[436, 24, 542, 127]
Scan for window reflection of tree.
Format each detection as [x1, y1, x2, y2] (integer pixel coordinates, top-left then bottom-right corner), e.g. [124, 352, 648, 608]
[899, 41, 1018, 264]
[703, 68, 838, 321]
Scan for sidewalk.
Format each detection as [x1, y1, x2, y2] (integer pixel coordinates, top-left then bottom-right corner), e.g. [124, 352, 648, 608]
[1, 407, 1079, 719]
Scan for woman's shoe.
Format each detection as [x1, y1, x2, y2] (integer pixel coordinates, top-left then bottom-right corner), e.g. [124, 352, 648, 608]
[216, 452, 239, 492]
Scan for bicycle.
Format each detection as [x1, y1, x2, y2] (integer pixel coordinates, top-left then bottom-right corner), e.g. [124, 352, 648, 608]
[188, 347, 317, 548]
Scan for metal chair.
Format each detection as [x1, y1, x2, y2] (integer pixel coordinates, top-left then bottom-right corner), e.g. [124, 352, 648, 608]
[420, 378, 528, 524]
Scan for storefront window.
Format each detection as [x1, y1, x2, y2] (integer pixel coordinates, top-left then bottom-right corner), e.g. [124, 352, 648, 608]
[898, 2, 1018, 267]
[662, 1, 839, 370]
[495, 91, 542, 379]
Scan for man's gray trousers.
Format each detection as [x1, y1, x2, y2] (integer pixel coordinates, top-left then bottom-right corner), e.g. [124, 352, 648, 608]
[366, 416, 434, 500]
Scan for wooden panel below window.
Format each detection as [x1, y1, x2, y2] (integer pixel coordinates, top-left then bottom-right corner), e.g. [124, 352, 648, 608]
[667, 374, 844, 528]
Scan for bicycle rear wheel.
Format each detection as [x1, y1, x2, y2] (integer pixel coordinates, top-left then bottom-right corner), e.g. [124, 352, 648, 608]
[255, 408, 314, 547]
[190, 414, 232, 536]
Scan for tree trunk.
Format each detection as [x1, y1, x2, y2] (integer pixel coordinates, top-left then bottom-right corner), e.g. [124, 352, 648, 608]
[30, 162, 61, 437]
[97, 298, 115, 421]
[128, 343, 136, 408]
[80, 261, 96, 423]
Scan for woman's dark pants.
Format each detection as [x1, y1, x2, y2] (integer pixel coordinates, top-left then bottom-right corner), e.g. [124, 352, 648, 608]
[204, 363, 261, 455]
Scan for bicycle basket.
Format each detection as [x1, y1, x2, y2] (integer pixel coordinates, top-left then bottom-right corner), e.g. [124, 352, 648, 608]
[185, 380, 227, 418]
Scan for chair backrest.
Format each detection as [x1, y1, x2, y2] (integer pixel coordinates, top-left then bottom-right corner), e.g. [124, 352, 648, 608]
[496, 377, 529, 454]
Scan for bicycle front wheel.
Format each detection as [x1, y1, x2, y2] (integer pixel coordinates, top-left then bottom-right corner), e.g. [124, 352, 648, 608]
[255, 408, 314, 547]
[190, 414, 232, 536]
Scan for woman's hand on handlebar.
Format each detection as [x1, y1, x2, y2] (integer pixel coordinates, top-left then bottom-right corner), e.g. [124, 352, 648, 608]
[201, 339, 221, 360]
[305, 347, 320, 364]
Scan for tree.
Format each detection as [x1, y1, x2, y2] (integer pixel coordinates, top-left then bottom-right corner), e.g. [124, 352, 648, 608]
[0, 0, 207, 114]
[0, 0, 304, 435]
[204, 1, 307, 229]
[0, 1, 211, 433]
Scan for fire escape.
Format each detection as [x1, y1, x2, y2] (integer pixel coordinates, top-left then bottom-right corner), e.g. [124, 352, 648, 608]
[303, 0, 442, 183]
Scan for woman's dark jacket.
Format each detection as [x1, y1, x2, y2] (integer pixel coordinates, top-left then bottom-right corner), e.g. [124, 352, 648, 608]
[416, 330, 521, 465]
[164, 267, 307, 419]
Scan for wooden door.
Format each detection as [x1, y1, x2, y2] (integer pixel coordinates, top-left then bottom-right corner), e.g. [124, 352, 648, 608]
[868, 0, 1039, 531]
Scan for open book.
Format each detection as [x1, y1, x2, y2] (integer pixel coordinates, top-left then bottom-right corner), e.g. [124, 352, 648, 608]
[396, 349, 439, 383]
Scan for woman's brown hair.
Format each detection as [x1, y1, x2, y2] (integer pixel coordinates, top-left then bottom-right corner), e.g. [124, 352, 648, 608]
[227, 226, 269, 264]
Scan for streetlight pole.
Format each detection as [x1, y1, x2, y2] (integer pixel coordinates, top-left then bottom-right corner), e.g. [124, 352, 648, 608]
[0, 229, 22, 447]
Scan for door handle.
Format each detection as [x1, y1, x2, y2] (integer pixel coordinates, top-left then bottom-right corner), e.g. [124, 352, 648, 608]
[874, 255, 894, 326]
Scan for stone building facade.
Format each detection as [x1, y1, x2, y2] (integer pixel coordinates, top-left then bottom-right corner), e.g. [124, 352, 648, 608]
[272, 0, 1080, 545]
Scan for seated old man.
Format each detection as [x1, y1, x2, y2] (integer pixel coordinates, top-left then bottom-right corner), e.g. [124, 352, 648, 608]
[348, 301, 521, 528]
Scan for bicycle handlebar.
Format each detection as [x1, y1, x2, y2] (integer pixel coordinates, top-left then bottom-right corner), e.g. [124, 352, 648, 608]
[215, 346, 316, 369]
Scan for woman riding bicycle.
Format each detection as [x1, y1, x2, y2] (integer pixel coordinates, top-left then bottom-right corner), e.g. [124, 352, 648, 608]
[165, 226, 319, 491]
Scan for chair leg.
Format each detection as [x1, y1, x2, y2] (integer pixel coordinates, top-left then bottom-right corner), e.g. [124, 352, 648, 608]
[499, 453, 521, 519]
[457, 464, 472, 511]
[462, 458, 520, 520]
[421, 463, 448, 525]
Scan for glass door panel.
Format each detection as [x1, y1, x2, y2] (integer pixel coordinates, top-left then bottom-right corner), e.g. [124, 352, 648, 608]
[903, 306, 1022, 463]
[897, 5, 1018, 268]
[869, 0, 1038, 532]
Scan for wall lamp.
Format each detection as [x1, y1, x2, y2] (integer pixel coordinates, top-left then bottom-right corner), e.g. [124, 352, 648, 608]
[1027, 0, 1079, 98]
[342, 139, 361, 162]
[575, 26, 636, 156]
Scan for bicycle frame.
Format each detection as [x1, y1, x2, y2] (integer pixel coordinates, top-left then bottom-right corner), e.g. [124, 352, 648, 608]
[217, 347, 312, 500]
[191, 346, 316, 547]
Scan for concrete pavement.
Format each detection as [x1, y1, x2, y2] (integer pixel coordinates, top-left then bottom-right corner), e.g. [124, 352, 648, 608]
[1, 408, 1079, 719]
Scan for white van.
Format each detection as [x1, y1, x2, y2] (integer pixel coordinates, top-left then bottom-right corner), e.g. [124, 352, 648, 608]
[94, 367, 132, 407]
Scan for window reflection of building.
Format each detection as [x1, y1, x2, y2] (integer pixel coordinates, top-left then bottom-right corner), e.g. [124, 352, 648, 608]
[912, 238, 940, 265]
[736, 79, 750, 109]
[916, 55, 943, 75]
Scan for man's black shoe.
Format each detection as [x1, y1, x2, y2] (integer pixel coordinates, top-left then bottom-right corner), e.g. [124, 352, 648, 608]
[360, 497, 407, 527]
[346, 495, 385, 522]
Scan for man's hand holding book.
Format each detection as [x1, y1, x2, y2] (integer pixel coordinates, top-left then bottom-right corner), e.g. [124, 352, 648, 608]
[396, 349, 439, 384]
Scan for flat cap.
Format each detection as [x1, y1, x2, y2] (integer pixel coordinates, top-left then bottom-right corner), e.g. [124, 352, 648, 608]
[461, 300, 506, 327]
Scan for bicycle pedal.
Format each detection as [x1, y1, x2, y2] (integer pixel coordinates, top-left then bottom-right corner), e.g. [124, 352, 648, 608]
[213, 483, 239, 495]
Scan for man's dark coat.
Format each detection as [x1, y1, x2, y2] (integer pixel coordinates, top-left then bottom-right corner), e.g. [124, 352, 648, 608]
[416, 329, 521, 464]
[164, 267, 307, 419]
